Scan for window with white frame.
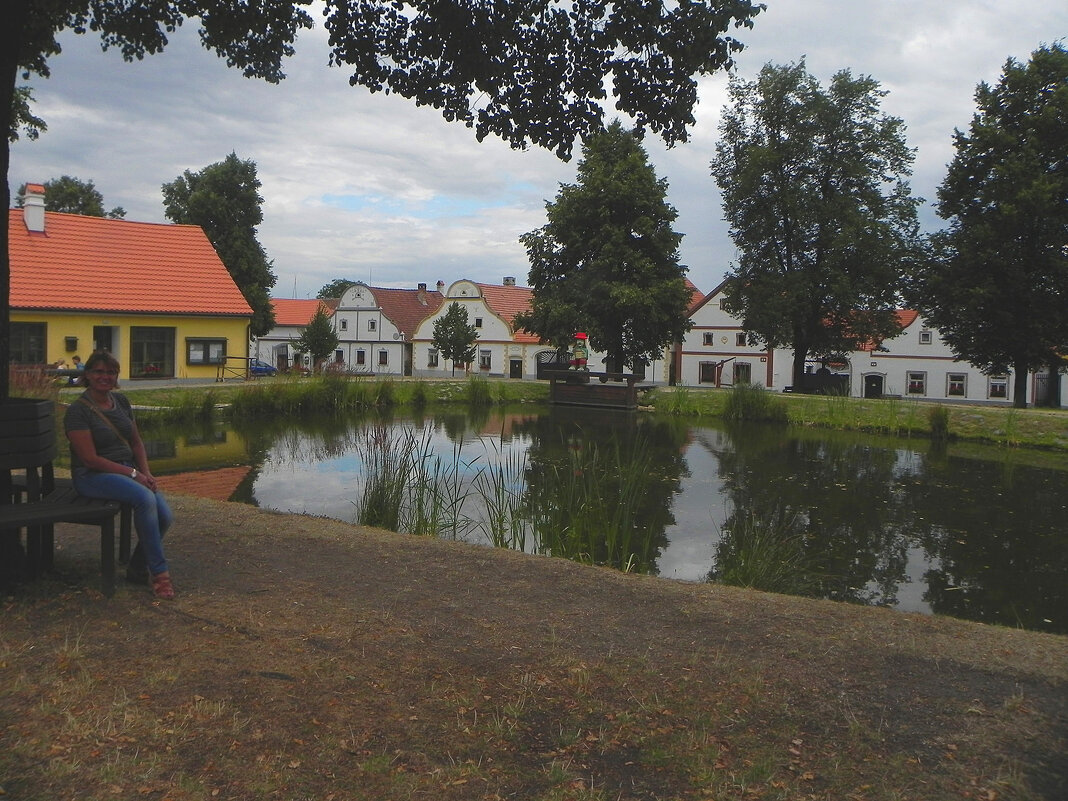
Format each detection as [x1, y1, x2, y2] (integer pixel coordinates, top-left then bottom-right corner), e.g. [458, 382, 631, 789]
[988, 374, 1008, 399]
[428, 348, 439, 367]
[735, 332, 746, 347]
[907, 371, 927, 395]
[339, 319, 348, 331]
[475, 317, 483, 328]
[186, 338, 226, 365]
[919, 330, 933, 344]
[368, 319, 376, 332]
[719, 299, 728, 310]
[947, 373, 967, 397]
[356, 350, 366, 365]
[378, 349, 388, 366]
[479, 349, 492, 369]
[733, 362, 752, 385]
[703, 332, 714, 346]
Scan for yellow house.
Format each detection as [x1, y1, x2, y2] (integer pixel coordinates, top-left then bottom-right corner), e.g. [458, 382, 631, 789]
[9, 184, 252, 381]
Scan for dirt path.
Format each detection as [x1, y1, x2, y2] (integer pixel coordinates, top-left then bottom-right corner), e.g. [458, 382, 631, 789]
[2, 494, 1066, 800]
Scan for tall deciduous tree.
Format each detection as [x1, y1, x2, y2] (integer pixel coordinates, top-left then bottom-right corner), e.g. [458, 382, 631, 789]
[16, 176, 125, 218]
[317, 279, 358, 300]
[432, 302, 478, 376]
[710, 61, 922, 388]
[909, 44, 1068, 408]
[162, 153, 277, 337]
[516, 121, 692, 373]
[1, 0, 762, 399]
[295, 304, 340, 371]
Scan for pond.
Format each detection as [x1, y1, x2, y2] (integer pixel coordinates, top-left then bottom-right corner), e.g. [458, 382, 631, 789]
[141, 406, 1068, 634]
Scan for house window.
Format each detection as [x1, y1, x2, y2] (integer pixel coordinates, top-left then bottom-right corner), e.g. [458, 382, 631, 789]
[339, 319, 348, 331]
[378, 349, 388, 366]
[719, 299, 728, 310]
[479, 349, 492, 370]
[11, 322, 46, 364]
[947, 373, 967, 397]
[356, 350, 366, 365]
[475, 317, 483, 328]
[733, 362, 752, 385]
[702, 332, 714, 346]
[186, 338, 226, 365]
[428, 349, 439, 368]
[989, 374, 1008, 399]
[735, 332, 746, 347]
[919, 330, 933, 345]
[368, 319, 376, 332]
[335, 350, 344, 363]
[699, 362, 716, 384]
[130, 327, 175, 378]
[907, 371, 926, 395]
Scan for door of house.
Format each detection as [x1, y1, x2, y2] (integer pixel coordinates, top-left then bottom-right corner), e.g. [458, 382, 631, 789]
[509, 358, 523, 379]
[93, 326, 114, 354]
[864, 374, 884, 398]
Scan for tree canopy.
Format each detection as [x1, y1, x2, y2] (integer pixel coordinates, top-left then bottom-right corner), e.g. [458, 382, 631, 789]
[515, 121, 692, 373]
[710, 60, 922, 388]
[162, 153, 277, 337]
[317, 279, 359, 300]
[17, 175, 125, 218]
[295, 303, 340, 369]
[432, 302, 478, 376]
[908, 44, 1068, 408]
[1, 0, 763, 397]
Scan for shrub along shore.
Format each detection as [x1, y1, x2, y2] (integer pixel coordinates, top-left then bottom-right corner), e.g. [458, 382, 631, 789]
[97, 374, 1068, 453]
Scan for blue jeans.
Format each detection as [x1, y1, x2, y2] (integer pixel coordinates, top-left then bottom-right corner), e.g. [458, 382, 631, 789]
[72, 472, 174, 576]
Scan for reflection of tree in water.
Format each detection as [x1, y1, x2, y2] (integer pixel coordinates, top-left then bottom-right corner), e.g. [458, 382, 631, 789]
[702, 423, 912, 606]
[905, 454, 1068, 633]
[513, 408, 689, 574]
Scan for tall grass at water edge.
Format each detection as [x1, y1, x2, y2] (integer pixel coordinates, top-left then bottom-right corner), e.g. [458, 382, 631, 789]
[711, 507, 822, 596]
[351, 425, 656, 572]
[722, 384, 789, 423]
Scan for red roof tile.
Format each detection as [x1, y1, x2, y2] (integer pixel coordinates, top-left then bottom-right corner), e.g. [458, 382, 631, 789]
[474, 282, 541, 343]
[373, 287, 444, 340]
[270, 298, 335, 327]
[9, 209, 252, 316]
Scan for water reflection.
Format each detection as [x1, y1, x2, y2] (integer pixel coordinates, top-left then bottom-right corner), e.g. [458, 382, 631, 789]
[144, 408, 1068, 634]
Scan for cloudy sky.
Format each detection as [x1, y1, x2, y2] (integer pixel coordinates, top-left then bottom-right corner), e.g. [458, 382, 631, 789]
[10, 1, 1065, 300]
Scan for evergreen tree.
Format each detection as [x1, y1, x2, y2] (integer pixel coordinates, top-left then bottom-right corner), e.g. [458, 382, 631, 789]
[432, 303, 478, 376]
[295, 304, 340, 371]
[162, 153, 277, 337]
[909, 44, 1068, 408]
[516, 121, 692, 373]
[710, 60, 922, 388]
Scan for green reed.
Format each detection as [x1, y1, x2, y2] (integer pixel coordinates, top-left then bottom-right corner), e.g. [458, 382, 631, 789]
[471, 443, 530, 550]
[722, 383, 789, 423]
[710, 507, 821, 596]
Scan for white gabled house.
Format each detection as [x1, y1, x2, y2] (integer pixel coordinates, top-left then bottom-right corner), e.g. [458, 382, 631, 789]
[677, 282, 1065, 405]
[251, 298, 337, 372]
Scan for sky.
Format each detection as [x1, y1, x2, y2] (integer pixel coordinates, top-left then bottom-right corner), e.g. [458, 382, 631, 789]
[9, 1, 1066, 300]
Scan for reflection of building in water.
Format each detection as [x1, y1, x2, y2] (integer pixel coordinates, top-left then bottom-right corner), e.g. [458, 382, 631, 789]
[142, 427, 250, 474]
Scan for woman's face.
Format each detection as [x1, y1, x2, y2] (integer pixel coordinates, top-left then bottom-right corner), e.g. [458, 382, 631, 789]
[85, 363, 119, 392]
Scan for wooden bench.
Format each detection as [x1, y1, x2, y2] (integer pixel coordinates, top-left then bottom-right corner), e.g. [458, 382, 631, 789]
[5, 470, 133, 597]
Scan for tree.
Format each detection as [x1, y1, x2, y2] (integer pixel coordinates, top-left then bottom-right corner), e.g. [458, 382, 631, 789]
[710, 61, 923, 388]
[317, 279, 358, 300]
[1, 0, 763, 399]
[908, 44, 1068, 408]
[16, 176, 125, 218]
[432, 303, 478, 376]
[162, 153, 277, 337]
[516, 121, 693, 373]
[295, 304, 339, 371]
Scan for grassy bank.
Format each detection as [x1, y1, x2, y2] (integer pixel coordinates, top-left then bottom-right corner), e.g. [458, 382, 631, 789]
[48, 375, 1068, 452]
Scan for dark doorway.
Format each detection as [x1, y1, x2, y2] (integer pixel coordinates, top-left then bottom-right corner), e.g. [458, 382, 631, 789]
[509, 358, 523, 379]
[93, 325, 114, 354]
[864, 374, 884, 399]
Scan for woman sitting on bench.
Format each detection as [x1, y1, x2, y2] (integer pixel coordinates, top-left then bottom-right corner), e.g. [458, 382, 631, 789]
[64, 351, 176, 599]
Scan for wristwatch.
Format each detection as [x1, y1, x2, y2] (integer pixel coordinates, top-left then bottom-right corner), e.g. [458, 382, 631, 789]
[130, 468, 138, 480]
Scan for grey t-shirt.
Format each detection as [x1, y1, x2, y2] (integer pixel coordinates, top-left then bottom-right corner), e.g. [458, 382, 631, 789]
[64, 391, 137, 476]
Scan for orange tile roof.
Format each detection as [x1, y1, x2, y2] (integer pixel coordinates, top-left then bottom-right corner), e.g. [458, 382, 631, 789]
[9, 209, 253, 316]
[474, 282, 541, 343]
[270, 298, 335, 327]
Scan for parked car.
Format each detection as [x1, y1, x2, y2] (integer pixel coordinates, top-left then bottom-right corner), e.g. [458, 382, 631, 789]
[250, 358, 278, 377]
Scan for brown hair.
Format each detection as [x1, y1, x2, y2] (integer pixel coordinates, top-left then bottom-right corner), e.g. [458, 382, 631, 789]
[80, 351, 121, 387]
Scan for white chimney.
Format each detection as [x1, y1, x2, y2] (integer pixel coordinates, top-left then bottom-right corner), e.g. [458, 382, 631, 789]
[503, 276, 516, 287]
[436, 280, 445, 292]
[23, 183, 46, 233]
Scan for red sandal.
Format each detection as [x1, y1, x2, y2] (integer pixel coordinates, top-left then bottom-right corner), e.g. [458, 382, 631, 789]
[151, 572, 175, 600]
